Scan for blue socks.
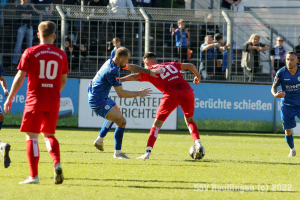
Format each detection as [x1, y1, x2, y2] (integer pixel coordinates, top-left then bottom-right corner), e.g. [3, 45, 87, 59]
[99, 120, 114, 137]
[114, 127, 125, 150]
[0, 121, 3, 130]
[285, 134, 294, 149]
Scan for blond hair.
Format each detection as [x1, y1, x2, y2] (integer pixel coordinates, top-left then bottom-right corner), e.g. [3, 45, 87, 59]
[38, 21, 56, 38]
[248, 33, 260, 43]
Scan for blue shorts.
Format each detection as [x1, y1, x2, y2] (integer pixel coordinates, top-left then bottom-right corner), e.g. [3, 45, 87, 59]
[88, 97, 116, 118]
[281, 105, 300, 130]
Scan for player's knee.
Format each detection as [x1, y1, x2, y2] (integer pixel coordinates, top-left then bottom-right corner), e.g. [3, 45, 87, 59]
[117, 117, 127, 128]
[0, 113, 4, 122]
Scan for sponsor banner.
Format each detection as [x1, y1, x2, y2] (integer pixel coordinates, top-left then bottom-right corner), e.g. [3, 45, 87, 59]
[2, 77, 79, 126]
[78, 79, 177, 130]
[178, 83, 277, 132]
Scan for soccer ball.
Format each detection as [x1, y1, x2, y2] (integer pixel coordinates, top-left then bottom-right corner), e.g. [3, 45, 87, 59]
[189, 144, 205, 160]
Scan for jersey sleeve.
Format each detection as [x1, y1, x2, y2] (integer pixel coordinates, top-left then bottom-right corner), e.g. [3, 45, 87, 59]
[273, 70, 281, 86]
[138, 72, 150, 82]
[17, 49, 30, 72]
[170, 62, 182, 71]
[270, 48, 275, 56]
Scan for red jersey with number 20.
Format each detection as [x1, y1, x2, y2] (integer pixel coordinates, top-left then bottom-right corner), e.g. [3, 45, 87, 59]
[18, 44, 69, 112]
[138, 62, 190, 92]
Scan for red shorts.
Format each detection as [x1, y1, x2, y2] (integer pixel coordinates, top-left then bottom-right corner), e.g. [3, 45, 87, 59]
[156, 84, 195, 121]
[20, 108, 59, 134]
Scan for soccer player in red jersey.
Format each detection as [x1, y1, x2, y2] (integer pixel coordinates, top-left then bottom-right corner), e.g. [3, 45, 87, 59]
[119, 52, 204, 160]
[4, 21, 69, 184]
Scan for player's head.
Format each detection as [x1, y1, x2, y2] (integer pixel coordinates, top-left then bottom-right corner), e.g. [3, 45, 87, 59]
[115, 47, 131, 67]
[37, 21, 56, 44]
[177, 19, 185, 29]
[205, 35, 213, 44]
[248, 33, 260, 45]
[143, 52, 157, 68]
[276, 36, 284, 47]
[112, 37, 121, 48]
[286, 51, 299, 70]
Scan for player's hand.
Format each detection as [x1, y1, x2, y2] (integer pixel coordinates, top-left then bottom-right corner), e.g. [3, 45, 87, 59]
[275, 90, 285, 98]
[193, 76, 201, 85]
[3, 98, 12, 114]
[149, 68, 163, 77]
[139, 87, 152, 97]
[4, 91, 9, 98]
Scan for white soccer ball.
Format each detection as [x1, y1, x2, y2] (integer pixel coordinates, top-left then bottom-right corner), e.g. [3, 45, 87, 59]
[189, 144, 205, 160]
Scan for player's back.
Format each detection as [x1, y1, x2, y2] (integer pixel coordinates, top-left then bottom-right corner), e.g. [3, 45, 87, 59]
[89, 59, 121, 100]
[18, 44, 69, 111]
[139, 62, 189, 92]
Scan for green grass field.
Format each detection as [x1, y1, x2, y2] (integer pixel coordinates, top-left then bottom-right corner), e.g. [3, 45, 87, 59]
[0, 128, 299, 199]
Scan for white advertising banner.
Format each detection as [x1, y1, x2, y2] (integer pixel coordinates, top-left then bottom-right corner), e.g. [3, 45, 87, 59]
[78, 79, 177, 130]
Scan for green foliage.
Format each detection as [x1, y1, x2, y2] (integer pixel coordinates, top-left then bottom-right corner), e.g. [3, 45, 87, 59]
[0, 128, 298, 199]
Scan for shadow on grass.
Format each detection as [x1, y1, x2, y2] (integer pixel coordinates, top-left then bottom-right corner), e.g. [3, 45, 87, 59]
[190, 159, 300, 166]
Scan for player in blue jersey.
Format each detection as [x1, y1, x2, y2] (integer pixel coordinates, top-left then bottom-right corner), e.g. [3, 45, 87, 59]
[89, 47, 161, 159]
[271, 51, 299, 157]
[0, 63, 11, 168]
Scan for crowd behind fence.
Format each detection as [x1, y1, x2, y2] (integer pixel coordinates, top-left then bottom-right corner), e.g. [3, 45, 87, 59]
[1, 3, 300, 83]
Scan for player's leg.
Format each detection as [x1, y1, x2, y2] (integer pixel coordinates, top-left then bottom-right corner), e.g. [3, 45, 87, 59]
[180, 86, 205, 159]
[281, 106, 296, 157]
[0, 106, 11, 168]
[42, 111, 63, 184]
[137, 93, 178, 160]
[19, 109, 43, 184]
[106, 107, 129, 159]
[94, 105, 120, 151]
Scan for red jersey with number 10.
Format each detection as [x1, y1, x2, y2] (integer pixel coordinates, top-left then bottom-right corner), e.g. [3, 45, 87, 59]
[138, 62, 190, 92]
[18, 44, 69, 112]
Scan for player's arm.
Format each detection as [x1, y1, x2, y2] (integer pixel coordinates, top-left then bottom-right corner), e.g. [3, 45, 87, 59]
[126, 64, 162, 77]
[118, 73, 142, 82]
[4, 70, 27, 114]
[60, 74, 67, 92]
[0, 76, 9, 98]
[271, 84, 285, 98]
[181, 63, 201, 85]
[114, 86, 152, 98]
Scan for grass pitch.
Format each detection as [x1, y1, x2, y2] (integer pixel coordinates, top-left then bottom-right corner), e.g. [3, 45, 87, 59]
[0, 128, 299, 200]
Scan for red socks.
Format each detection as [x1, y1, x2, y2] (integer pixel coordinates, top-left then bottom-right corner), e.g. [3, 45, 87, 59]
[45, 136, 60, 167]
[26, 139, 39, 177]
[147, 127, 160, 148]
[188, 122, 200, 141]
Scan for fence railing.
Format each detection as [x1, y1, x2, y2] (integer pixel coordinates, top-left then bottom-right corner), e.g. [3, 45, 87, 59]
[1, 3, 300, 82]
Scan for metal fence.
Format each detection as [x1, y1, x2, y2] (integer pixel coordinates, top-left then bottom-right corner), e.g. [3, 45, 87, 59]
[1, 3, 300, 82]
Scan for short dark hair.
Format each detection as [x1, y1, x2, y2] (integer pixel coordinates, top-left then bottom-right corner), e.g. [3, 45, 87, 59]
[38, 21, 56, 38]
[143, 52, 156, 60]
[112, 37, 121, 44]
[115, 47, 130, 58]
[287, 51, 298, 57]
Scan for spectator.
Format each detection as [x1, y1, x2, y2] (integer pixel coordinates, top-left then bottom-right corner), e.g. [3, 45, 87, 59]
[172, 19, 189, 63]
[199, 35, 218, 80]
[199, 14, 220, 44]
[63, 0, 85, 45]
[87, 0, 109, 40]
[109, 0, 136, 39]
[12, 0, 35, 67]
[214, 33, 230, 80]
[135, 0, 152, 7]
[241, 33, 270, 82]
[111, 37, 122, 58]
[270, 36, 286, 75]
[220, 0, 242, 10]
[293, 36, 300, 64]
[158, 0, 185, 47]
[30, 0, 54, 44]
[65, 36, 87, 71]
